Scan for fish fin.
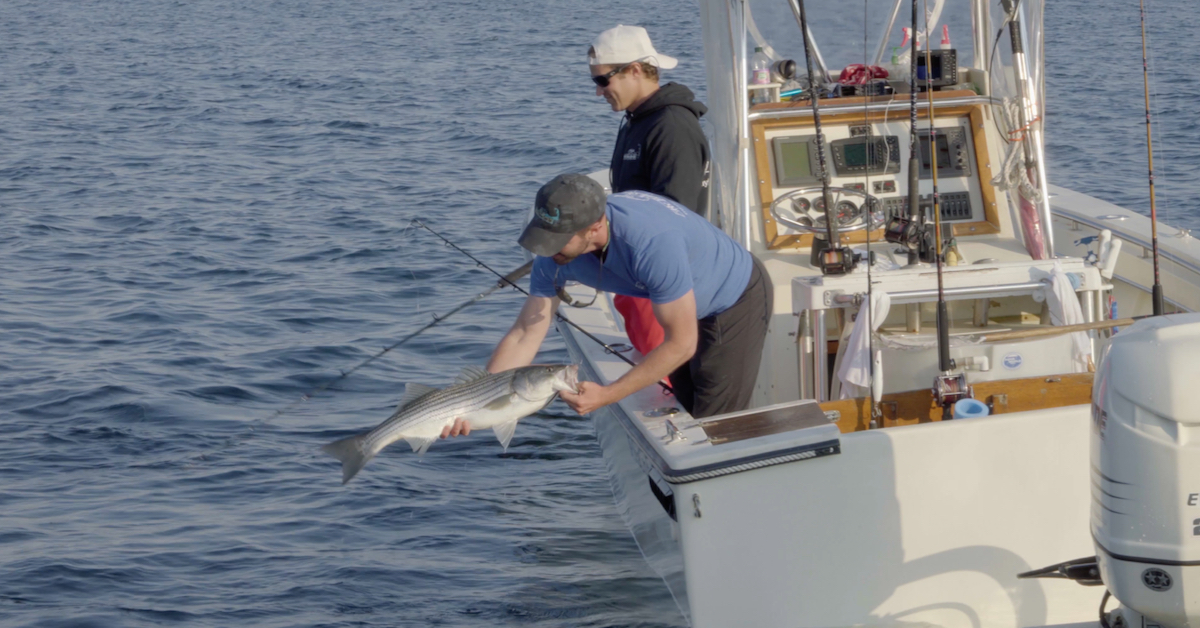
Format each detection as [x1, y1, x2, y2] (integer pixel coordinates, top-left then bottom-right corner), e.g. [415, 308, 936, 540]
[321, 433, 375, 485]
[485, 392, 519, 411]
[493, 419, 520, 452]
[454, 365, 491, 385]
[406, 435, 437, 456]
[396, 383, 438, 411]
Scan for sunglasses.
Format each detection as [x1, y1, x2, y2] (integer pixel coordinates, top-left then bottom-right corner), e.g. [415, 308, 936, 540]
[591, 61, 637, 88]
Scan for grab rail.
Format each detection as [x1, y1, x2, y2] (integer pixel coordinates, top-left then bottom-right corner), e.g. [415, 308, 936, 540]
[1052, 206, 1200, 278]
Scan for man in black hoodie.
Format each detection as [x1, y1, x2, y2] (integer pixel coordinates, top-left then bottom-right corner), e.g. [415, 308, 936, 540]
[588, 25, 710, 216]
[588, 25, 712, 361]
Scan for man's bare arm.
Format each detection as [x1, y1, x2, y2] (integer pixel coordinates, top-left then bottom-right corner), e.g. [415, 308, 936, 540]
[559, 291, 697, 414]
[443, 294, 558, 438]
[486, 294, 558, 373]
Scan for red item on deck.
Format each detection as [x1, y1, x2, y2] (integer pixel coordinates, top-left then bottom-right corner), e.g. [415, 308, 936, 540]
[612, 293, 670, 384]
[838, 64, 889, 85]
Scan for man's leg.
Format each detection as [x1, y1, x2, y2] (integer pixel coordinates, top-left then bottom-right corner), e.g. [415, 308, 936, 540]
[668, 359, 696, 415]
[688, 256, 773, 418]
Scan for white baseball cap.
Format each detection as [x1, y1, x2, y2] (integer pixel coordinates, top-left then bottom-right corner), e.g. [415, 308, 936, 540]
[588, 25, 679, 70]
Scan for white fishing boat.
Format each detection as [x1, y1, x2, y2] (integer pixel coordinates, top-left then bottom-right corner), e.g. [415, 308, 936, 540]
[550, 1, 1200, 626]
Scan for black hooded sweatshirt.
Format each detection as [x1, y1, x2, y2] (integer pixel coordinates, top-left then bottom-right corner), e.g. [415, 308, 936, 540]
[609, 82, 710, 216]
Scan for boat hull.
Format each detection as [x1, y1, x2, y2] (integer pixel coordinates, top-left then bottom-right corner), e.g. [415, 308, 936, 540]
[561, 294, 1106, 627]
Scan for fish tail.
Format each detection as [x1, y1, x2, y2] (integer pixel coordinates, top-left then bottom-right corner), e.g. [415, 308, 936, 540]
[321, 433, 375, 485]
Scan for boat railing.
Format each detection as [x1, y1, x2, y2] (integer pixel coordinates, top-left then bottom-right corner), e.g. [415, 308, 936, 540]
[747, 92, 1000, 122]
[1052, 204, 1200, 279]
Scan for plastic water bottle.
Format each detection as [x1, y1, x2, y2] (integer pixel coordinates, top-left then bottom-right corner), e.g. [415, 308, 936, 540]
[751, 47, 771, 85]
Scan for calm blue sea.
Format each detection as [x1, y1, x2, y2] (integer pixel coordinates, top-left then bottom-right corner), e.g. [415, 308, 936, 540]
[1, 0, 1196, 626]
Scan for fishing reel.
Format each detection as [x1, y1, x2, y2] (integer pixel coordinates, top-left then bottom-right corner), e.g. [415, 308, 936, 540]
[933, 371, 972, 420]
[884, 214, 949, 264]
[884, 214, 920, 248]
[810, 237, 859, 275]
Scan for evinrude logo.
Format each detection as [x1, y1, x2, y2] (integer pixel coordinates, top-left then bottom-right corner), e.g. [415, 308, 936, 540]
[623, 146, 641, 161]
[536, 205, 561, 226]
[1142, 568, 1173, 592]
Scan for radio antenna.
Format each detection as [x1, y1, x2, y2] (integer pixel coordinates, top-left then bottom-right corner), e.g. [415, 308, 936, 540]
[1139, 0, 1165, 315]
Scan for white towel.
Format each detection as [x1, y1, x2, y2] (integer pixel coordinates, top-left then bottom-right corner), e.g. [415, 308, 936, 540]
[1043, 261, 1092, 372]
[837, 291, 891, 399]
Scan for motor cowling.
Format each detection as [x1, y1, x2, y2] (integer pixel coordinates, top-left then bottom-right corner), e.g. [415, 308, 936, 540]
[1093, 313, 1200, 628]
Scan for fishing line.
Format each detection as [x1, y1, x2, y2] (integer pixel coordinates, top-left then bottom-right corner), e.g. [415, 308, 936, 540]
[180, 215, 676, 466]
[410, 220, 674, 395]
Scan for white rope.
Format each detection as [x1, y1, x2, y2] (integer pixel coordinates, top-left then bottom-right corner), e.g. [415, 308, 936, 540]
[990, 97, 1043, 206]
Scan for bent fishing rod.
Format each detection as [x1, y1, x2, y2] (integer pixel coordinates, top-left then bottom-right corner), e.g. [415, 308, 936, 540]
[183, 255, 538, 463]
[183, 218, 673, 465]
[411, 220, 674, 395]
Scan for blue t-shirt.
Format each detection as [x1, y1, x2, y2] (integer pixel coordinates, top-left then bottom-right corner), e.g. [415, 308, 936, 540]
[530, 191, 752, 319]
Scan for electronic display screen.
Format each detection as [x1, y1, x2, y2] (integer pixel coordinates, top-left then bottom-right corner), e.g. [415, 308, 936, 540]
[773, 137, 819, 187]
[916, 56, 943, 81]
[830, 136, 900, 176]
[916, 126, 971, 178]
[919, 134, 954, 171]
[779, 141, 812, 180]
[843, 142, 868, 168]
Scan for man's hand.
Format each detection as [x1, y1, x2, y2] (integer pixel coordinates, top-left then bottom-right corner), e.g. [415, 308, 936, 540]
[440, 418, 471, 438]
[559, 381, 617, 415]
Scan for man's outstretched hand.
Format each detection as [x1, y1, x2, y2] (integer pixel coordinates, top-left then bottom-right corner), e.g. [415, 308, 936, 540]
[559, 380, 617, 415]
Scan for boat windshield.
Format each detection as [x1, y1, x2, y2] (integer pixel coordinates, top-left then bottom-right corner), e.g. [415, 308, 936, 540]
[743, 0, 1045, 104]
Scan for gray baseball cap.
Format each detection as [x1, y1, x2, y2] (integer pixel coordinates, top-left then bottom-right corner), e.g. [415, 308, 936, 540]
[518, 174, 607, 257]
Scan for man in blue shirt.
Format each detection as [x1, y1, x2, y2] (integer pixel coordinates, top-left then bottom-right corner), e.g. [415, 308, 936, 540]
[444, 173, 771, 435]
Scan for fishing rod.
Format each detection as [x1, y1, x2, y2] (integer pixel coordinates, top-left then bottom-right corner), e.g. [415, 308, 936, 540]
[410, 220, 674, 395]
[922, 18, 951, 376]
[883, 0, 926, 266]
[920, 0, 970, 419]
[791, 0, 856, 276]
[862, 0, 881, 427]
[183, 253, 536, 464]
[1139, 0, 1165, 316]
[904, 0, 921, 265]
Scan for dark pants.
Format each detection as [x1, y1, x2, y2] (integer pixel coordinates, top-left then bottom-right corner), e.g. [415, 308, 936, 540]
[669, 255, 773, 419]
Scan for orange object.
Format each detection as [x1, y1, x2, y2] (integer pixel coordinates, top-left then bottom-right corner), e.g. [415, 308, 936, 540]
[612, 294, 666, 356]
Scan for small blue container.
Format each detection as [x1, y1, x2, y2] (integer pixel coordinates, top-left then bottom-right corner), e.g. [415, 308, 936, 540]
[953, 398, 990, 419]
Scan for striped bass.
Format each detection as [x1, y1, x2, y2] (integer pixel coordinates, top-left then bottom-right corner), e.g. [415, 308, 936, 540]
[322, 364, 579, 484]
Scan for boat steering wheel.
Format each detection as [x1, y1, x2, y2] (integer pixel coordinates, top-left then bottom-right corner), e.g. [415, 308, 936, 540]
[769, 186, 886, 234]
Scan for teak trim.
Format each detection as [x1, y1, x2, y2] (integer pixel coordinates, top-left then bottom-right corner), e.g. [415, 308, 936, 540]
[819, 372, 1094, 433]
[752, 102, 1002, 250]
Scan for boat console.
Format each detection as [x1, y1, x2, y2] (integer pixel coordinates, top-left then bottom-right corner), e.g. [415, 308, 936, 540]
[751, 90, 1002, 250]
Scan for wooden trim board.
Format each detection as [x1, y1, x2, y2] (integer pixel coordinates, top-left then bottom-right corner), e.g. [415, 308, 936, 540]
[819, 372, 1094, 433]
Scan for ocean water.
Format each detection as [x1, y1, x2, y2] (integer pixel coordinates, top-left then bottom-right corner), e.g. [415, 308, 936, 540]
[0, 0, 1195, 626]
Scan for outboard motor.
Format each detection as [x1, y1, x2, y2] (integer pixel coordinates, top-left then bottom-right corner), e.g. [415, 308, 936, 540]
[1093, 313, 1200, 628]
